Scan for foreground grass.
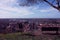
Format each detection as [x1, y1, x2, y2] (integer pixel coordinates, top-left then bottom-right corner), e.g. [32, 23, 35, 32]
[0, 32, 60, 40]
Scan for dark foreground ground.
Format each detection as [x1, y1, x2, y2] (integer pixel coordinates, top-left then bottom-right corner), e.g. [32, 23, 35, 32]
[0, 32, 60, 40]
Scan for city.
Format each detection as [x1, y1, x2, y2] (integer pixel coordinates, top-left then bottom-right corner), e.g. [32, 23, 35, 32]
[0, 18, 60, 35]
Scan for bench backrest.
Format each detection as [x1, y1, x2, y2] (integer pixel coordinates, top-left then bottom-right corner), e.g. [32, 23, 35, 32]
[42, 27, 59, 31]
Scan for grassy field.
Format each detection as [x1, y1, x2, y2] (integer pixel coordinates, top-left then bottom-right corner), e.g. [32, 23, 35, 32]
[0, 32, 60, 40]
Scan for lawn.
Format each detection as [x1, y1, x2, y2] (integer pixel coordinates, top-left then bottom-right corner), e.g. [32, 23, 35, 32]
[0, 32, 60, 40]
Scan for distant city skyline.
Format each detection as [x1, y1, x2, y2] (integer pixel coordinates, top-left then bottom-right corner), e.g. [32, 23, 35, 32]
[0, 0, 60, 18]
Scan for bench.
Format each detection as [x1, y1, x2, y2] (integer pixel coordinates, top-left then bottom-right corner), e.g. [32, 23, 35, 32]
[42, 27, 59, 35]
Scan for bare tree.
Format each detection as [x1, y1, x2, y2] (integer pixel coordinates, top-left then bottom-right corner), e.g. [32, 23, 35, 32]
[18, 0, 60, 11]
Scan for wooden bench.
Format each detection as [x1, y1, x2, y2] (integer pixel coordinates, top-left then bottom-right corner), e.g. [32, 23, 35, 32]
[42, 27, 59, 35]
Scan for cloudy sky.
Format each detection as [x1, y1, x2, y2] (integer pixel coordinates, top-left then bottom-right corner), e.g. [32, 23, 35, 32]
[0, 0, 60, 18]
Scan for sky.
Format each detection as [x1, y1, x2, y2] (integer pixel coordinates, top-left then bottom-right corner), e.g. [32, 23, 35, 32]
[0, 0, 60, 18]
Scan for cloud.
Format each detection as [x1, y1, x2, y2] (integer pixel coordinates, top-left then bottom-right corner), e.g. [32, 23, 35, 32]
[27, 6, 60, 18]
[0, 0, 34, 18]
[38, 7, 58, 12]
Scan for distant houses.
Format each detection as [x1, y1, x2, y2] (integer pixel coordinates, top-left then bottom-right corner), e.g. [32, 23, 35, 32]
[0, 19, 60, 35]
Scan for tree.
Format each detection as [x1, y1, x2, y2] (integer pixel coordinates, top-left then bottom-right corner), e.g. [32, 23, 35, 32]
[18, 0, 60, 11]
[42, 0, 60, 11]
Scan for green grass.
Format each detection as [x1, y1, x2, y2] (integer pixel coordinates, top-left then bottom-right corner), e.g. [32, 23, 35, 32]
[0, 32, 60, 40]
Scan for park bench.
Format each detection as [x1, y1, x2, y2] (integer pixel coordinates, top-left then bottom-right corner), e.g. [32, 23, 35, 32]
[42, 27, 59, 35]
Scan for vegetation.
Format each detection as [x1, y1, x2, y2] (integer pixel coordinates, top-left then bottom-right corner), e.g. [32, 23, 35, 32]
[0, 32, 60, 40]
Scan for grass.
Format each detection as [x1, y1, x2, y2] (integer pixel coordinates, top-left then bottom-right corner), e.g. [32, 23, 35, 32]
[0, 32, 60, 40]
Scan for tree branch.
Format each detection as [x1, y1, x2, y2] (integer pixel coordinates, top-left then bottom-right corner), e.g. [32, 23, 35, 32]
[44, 0, 60, 11]
[56, 0, 59, 7]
